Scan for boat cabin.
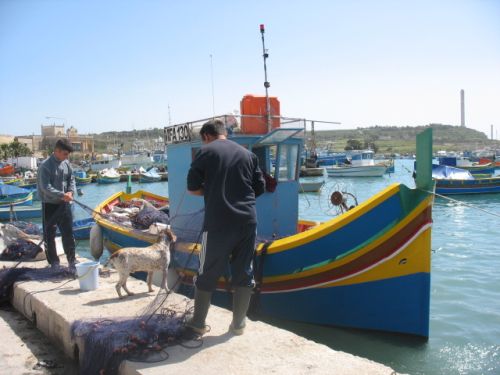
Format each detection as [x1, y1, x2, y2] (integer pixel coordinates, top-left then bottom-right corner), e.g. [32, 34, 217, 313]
[165, 117, 304, 241]
[348, 150, 375, 167]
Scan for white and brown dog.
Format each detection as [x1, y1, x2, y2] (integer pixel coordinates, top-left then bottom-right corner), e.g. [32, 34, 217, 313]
[107, 224, 176, 299]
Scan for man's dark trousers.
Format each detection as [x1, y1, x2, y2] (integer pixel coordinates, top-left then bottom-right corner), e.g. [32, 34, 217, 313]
[42, 202, 76, 265]
[195, 223, 257, 292]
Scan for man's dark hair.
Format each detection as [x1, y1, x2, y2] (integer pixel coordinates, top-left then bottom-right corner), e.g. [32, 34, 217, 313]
[199, 119, 227, 138]
[55, 138, 74, 153]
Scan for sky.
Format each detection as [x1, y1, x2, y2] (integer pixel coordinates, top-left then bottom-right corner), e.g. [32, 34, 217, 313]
[1, 0, 499, 137]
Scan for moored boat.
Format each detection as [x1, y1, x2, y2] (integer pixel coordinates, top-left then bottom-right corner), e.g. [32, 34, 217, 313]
[139, 167, 161, 183]
[0, 184, 33, 208]
[0, 203, 42, 221]
[432, 165, 500, 195]
[97, 168, 121, 184]
[326, 150, 387, 177]
[0, 164, 15, 177]
[93, 190, 169, 251]
[93, 113, 434, 337]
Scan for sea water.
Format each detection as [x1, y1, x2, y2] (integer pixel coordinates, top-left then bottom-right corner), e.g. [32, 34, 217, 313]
[73, 160, 500, 374]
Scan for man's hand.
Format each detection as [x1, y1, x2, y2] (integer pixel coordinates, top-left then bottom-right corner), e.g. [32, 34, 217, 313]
[62, 192, 73, 202]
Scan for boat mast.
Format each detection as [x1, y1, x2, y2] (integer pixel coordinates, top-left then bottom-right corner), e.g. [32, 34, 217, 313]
[260, 24, 272, 133]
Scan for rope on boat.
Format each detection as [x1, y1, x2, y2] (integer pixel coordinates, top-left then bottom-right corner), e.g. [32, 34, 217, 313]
[420, 189, 500, 219]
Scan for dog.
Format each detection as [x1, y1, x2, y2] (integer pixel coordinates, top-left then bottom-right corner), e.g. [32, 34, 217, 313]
[106, 224, 176, 299]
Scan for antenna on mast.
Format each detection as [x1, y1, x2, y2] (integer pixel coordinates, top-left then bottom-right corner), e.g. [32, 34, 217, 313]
[210, 54, 215, 117]
[260, 24, 272, 132]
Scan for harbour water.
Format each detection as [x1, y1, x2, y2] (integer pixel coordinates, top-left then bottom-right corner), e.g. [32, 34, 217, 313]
[71, 159, 500, 374]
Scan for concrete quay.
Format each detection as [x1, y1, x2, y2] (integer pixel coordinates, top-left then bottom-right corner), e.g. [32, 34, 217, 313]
[3, 258, 398, 375]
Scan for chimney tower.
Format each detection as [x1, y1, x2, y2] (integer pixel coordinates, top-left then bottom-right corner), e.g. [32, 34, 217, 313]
[460, 89, 465, 127]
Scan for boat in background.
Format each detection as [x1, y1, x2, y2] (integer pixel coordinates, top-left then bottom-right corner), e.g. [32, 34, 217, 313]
[437, 156, 495, 175]
[93, 190, 169, 252]
[0, 163, 15, 177]
[299, 167, 324, 177]
[326, 150, 387, 177]
[90, 155, 121, 172]
[56, 217, 95, 239]
[139, 167, 161, 183]
[120, 153, 154, 170]
[0, 203, 42, 221]
[97, 168, 121, 184]
[299, 180, 325, 193]
[74, 170, 92, 185]
[432, 165, 500, 195]
[0, 184, 33, 208]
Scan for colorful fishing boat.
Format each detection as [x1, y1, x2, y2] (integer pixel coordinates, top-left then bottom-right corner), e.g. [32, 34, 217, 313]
[437, 157, 495, 175]
[0, 184, 33, 208]
[139, 167, 162, 183]
[97, 168, 121, 184]
[74, 170, 92, 185]
[94, 114, 434, 337]
[432, 165, 500, 195]
[0, 204, 42, 221]
[326, 150, 387, 177]
[167, 118, 434, 338]
[3, 177, 23, 186]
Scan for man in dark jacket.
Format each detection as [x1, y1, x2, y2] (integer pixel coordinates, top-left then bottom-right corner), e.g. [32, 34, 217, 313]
[186, 119, 265, 335]
[37, 138, 77, 269]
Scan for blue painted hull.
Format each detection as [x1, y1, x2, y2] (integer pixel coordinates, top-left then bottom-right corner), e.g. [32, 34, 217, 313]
[257, 273, 430, 337]
[435, 178, 500, 195]
[73, 218, 95, 240]
[0, 206, 42, 220]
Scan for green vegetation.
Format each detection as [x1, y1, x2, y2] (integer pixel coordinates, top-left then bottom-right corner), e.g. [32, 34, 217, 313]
[0, 139, 33, 159]
[311, 124, 497, 155]
[87, 124, 498, 155]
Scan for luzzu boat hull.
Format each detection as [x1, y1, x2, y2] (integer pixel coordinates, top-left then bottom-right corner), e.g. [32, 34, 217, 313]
[174, 183, 433, 337]
[0, 204, 42, 220]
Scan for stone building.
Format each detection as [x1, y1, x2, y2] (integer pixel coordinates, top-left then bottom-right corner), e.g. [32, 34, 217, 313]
[18, 125, 94, 156]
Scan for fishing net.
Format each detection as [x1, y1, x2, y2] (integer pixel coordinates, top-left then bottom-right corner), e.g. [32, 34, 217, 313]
[0, 266, 73, 305]
[71, 293, 199, 375]
[0, 239, 43, 261]
[131, 206, 170, 230]
[1, 221, 42, 247]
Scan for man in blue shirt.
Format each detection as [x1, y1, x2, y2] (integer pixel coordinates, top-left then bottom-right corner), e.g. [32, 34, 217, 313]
[186, 119, 265, 335]
[37, 138, 77, 269]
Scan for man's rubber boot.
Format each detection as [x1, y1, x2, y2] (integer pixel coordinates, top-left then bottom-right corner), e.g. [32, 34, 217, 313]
[229, 287, 253, 335]
[186, 288, 212, 335]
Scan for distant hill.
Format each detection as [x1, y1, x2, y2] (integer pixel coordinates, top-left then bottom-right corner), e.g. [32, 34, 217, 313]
[311, 124, 496, 155]
[90, 124, 497, 155]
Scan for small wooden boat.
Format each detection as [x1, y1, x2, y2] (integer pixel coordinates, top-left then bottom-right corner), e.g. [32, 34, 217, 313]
[0, 184, 33, 208]
[139, 168, 161, 183]
[432, 165, 500, 195]
[97, 168, 121, 184]
[0, 204, 42, 221]
[94, 190, 169, 251]
[76, 176, 92, 185]
[74, 170, 92, 185]
[299, 181, 325, 193]
[326, 150, 387, 177]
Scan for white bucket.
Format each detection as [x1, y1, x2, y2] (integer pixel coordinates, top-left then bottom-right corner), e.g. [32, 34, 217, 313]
[75, 261, 100, 291]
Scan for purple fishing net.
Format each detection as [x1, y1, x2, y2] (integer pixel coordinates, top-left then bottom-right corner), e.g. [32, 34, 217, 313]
[0, 266, 73, 305]
[1, 239, 43, 261]
[71, 295, 198, 375]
